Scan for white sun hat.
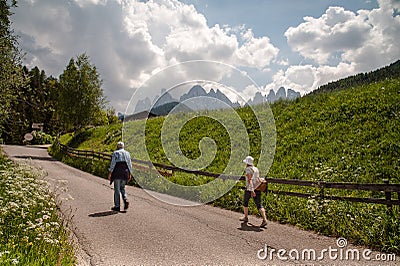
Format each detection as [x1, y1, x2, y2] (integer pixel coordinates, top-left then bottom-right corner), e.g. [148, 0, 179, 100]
[243, 156, 254, 166]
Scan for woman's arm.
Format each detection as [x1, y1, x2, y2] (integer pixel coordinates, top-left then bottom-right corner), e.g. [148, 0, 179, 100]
[247, 173, 256, 197]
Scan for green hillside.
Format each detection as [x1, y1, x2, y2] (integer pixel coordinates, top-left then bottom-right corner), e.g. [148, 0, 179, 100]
[271, 79, 399, 184]
[59, 78, 399, 184]
[52, 77, 400, 253]
[311, 59, 400, 94]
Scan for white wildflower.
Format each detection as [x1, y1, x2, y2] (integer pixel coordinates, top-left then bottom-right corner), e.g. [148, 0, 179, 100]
[9, 202, 19, 209]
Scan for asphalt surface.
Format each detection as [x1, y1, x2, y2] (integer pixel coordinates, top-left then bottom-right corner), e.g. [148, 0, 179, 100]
[2, 145, 398, 266]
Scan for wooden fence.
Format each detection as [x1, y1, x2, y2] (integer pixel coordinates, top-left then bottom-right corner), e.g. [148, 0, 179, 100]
[57, 142, 400, 209]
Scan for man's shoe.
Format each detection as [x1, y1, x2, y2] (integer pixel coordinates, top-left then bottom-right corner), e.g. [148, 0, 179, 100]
[111, 207, 120, 212]
[124, 200, 129, 210]
[239, 217, 249, 222]
[260, 220, 267, 228]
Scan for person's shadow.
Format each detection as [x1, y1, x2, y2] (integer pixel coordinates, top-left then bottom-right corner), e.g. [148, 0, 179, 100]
[88, 210, 121, 217]
[237, 222, 264, 232]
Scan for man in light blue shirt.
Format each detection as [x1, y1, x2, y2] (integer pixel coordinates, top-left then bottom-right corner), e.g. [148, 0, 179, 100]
[108, 142, 133, 212]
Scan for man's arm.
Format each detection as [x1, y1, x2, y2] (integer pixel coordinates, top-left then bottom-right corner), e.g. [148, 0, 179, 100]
[125, 151, 133, 180]
[108, 152, 116, 180]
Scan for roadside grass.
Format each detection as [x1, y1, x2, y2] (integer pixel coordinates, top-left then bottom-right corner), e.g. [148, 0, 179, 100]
[0, 151, 75, 265]
[49, 78, 400, 253]
[59, 123, 122, 153]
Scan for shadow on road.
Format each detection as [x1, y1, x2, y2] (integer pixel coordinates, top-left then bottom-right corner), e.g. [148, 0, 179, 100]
[88, 211, 120, 217]
[27, 145, 51, 150]
[13, 155, 57, 161]
[237, 222, 264, 232]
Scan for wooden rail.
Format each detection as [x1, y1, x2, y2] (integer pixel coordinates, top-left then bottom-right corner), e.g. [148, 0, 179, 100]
[56, 142, 400, 209]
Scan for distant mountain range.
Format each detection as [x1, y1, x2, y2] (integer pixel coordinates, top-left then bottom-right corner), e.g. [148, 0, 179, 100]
[128, 85, 300, 119]
[119, 59, 400, 121]
[247, 87, 300, 106]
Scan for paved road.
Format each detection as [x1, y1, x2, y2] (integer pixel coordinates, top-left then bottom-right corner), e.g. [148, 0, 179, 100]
[2, 145, 397, 266]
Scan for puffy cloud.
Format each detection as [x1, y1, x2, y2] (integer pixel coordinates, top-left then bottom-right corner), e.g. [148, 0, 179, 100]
[235, 29, 279, 69]
[264, 66, 317, 95]
[264, 62, 358, 95]
[14, 0, 399, 113]
[315, 62, 356, 86]
[13, 0, 279, 112]
[271, 0, 400, 96]
[285, 6, 371, 64]
[285, 0, 400, 72]
[73, 0, 108, 8]
[122, 0, 278, 68]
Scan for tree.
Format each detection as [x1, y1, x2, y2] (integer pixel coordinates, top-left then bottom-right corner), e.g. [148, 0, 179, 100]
[24, 67, 60, 135]
[106, 106, 120, 124]
[0, 0, 27, 138]
[58, 53, 107, 132]
[1, 66, 58, 143]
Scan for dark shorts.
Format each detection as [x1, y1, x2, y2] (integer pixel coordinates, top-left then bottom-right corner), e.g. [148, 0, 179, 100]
[243, 190, 263, 209]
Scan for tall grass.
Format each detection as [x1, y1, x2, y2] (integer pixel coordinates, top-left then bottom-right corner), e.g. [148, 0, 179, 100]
[0, 151, 75, 265]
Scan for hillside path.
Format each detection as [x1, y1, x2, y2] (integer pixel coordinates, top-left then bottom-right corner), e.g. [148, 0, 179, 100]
[2, 145, 397, 266]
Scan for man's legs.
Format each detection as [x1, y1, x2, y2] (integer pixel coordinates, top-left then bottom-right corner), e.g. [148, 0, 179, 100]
[113, 179, 122, 209]
[119, 179, 129, 210]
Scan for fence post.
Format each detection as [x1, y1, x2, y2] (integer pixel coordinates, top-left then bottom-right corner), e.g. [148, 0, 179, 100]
[398, 191, 400, 217]
[318, 181, 325, 200]
[384, 179, 392, 212]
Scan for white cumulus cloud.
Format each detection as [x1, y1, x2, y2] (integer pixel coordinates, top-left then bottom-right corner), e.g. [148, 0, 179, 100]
[13, 0, 279, 112]
[285, 0, 400, 71]
[12, 0, 400, 111]
[277, 0, 400, 95]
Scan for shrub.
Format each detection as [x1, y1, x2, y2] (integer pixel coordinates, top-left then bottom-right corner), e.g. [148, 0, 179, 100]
[28, 131, 55, 145]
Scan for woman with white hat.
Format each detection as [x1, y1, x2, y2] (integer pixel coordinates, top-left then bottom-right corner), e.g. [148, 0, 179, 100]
[240, 156, 268, 227]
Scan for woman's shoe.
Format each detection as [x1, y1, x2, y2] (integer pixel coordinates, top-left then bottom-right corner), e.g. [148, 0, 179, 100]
[239, 217, 249, 222]
[260, 220, 267, 228]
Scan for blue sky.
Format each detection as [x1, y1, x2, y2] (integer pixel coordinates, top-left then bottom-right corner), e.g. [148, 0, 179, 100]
[11, 0, 400, 112]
